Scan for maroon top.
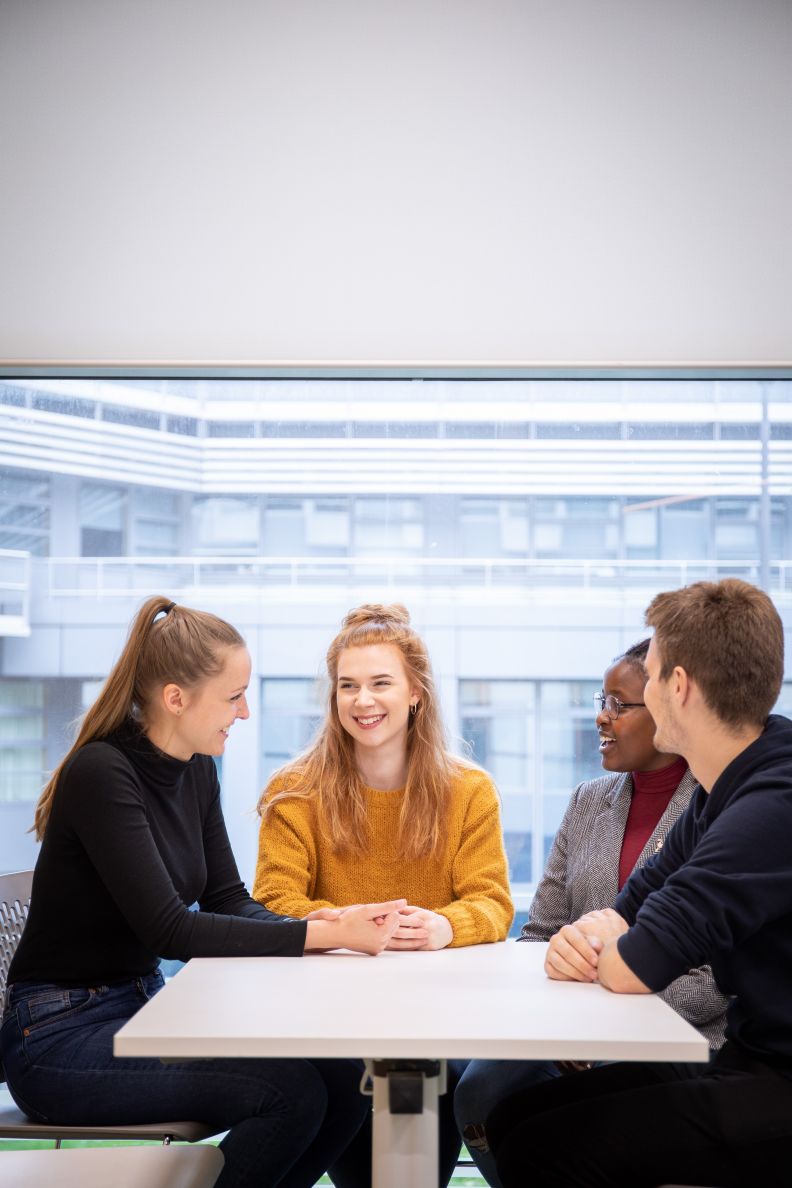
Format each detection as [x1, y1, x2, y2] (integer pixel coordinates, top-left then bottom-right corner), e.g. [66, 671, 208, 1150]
[618, 756, 689, 890]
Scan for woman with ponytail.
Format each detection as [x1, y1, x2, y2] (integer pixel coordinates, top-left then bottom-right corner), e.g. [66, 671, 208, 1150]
[1, 596, 406, 1188]
[254, 603, 513, 1187]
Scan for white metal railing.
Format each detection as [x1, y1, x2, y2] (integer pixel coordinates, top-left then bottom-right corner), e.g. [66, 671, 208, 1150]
[41, 555, 792, 603]
[0, 549, 31, 633]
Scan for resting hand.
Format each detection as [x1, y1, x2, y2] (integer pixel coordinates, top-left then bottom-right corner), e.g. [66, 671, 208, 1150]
[545, 923, 603, 982]
[576, 908, 629, 946]
[304, 900, 406, 956]
[385, 906, 453, 951]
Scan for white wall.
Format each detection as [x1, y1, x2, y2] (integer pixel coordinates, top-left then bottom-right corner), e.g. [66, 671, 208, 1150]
[1, 0, 790, 368]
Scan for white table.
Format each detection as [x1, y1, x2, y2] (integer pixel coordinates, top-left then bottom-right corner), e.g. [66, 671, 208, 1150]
[115, 942, 708, 1186]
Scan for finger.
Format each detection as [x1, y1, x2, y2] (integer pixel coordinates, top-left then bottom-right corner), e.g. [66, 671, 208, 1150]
[385, 936, 427, 950]
[561, 924, 601, 966]
[549, 929, 599, 980]
[362, 899, 408, 916]
[391, 925, 430, 940]
[381, 911, 405, 938]
[575, 920, 606, 947]
[545, 945, 596, 982]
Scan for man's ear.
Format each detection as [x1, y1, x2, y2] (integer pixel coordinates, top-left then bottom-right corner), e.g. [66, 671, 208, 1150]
[161, 682, 186, 717]
[673, 666, 692, 707]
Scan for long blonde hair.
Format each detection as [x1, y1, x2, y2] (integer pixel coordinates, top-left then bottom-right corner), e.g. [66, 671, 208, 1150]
[260, 603, 458, 858]
[34, 595, 244, 840]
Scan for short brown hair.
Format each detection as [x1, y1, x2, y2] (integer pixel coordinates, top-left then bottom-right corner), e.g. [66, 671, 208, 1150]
[645, 578, 784, 728]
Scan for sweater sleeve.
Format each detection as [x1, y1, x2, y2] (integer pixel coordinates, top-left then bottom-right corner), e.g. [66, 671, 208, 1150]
[253, 789, 336, 916]
[434, 771, 515, 947]
[617, 784, 792, 991]
[519, 784, 578, 943]
[68, 747, 307, 959]
[658, 966, 729, 1046]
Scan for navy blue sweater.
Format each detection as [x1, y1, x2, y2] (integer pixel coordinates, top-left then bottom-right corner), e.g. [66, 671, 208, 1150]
[10, 720, 307, 986]
[615, 714, 792, 1069]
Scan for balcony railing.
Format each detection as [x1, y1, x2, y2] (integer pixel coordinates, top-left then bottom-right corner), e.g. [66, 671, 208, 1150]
[40, 555, 792, 605]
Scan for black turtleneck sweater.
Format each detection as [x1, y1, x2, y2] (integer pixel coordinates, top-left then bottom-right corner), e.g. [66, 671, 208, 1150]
[615, 714, 792, 1071]
[9, 721, 307, 986]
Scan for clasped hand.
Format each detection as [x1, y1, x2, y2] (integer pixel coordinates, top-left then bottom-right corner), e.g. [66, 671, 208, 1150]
[544, 908, 628, 983]
[386, 905, 454, 951]
[303, 900, 406, 955]
[304, 902, 453, 953]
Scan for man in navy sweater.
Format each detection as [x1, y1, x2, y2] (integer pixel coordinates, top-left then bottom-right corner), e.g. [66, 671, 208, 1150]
[490, 578, 792, 1188]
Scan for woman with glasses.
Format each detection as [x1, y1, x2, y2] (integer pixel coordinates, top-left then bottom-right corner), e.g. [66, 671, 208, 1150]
[452, 638, 730, 1188]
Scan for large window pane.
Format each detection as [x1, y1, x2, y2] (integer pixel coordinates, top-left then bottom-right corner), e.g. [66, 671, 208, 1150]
[1, 375, 791, 890]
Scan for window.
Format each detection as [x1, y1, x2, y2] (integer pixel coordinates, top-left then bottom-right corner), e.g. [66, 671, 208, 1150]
[0, 680, 45, 803]
[0, 469, 50, 556]
[261, 679, 323, 786]
[192, 496, 260, 553]
[460, 679, 601, 888]
[353, 498, 424, 554]
[460, 498, 530, 557]
[80, 482, 125, 556]
[131, 488, 180, 555]
[460, 680, 535, 882]
[660, 500, 708, 560]
[534, 498, 619, 559]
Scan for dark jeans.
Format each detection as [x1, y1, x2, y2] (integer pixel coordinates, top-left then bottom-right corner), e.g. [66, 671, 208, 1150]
[1, 972, 369, 1188]
[487, 1042, 792, 1188]
[328, 1058, 468, 1188]
[453, 1058, 561, 1187]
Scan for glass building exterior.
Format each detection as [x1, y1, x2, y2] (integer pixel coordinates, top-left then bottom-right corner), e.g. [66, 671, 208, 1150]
[2, 377, 791, 923]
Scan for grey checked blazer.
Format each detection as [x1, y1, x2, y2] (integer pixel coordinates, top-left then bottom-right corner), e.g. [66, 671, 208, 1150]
[520, 768, 729, 1049]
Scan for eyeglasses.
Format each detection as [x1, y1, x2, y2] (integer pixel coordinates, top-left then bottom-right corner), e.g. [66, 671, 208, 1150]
[593, 692, 646, 721]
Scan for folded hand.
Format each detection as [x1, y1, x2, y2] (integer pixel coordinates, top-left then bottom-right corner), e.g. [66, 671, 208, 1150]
[385, 905, 453, 951]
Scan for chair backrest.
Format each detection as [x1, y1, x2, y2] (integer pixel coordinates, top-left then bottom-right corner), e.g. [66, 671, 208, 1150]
[0, 869, 33, 1001]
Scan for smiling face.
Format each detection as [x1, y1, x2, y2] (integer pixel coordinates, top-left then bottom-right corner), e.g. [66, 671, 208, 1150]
[643, 635, 684, 758]
[335, 643, 419, 761]
[168, 645, 251, 759]
[596, 657, 676, 773]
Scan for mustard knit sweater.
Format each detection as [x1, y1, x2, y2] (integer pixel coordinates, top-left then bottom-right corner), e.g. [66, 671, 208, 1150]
[253, 765, 514, 947]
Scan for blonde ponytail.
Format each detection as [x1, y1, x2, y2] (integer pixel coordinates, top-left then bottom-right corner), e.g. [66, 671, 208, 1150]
[33, 596, 243, 840]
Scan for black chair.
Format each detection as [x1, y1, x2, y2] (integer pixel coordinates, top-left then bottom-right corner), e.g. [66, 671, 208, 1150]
[0, 869, 216, 1147]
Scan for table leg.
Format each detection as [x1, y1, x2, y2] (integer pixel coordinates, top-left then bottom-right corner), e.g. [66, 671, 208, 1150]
[366, 1059, 446, 1188]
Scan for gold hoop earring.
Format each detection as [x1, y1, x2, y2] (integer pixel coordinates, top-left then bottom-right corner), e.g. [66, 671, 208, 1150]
[410, 702, 418, 716]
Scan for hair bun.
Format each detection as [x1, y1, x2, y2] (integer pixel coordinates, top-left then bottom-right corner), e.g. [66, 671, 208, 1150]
[342, 603, 411, 629]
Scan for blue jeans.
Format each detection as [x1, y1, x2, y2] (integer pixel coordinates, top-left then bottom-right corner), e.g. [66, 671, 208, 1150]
[1, 972, 369, 1188]
[453, 1059, 561, 1187]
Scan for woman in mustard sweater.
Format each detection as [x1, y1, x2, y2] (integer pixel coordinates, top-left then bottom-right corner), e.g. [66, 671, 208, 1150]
[254, 602, 514, 1186]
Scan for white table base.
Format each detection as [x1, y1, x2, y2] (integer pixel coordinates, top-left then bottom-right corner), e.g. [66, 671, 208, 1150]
[367, 1058, 446, 1188]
